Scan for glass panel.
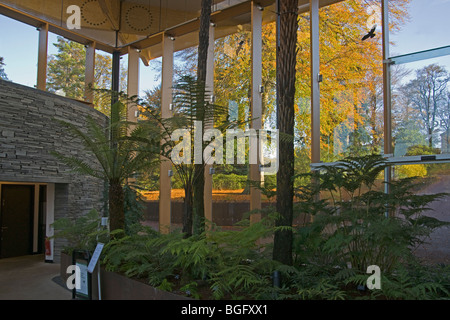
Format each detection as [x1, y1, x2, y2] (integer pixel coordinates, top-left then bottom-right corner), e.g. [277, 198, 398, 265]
[318, 0, 383, 162]
[139, 56, 162, 97]
[389, 0, 450, 58]
[391, 56, 450, 157]
[46, 34, 86, 100]
[294, 11, 312, 176]
[391, 163, 450, 265]
[214, 29, 251, 193]
[0, 15, 38, 88]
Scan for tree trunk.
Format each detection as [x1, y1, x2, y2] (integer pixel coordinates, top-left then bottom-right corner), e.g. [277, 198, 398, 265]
[182, 184, 194, 238]
[273, 0, 298, 266]
[109, 180, 125, 232]
[428, 128, 433, 148]
[192, 0, 212, 236]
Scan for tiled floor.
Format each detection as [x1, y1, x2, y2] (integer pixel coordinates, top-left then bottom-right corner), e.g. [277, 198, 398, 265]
[0, 254, 71, 300]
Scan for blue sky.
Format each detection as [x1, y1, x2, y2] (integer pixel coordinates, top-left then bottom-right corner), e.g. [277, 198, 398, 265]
[0, 0, 449, 92]
[0, 14, 160, 95]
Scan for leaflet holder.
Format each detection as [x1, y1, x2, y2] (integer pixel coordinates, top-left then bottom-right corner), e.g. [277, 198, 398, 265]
[71, 249, 92, 300]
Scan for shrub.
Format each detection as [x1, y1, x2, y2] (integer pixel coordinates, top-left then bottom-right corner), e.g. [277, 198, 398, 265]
[213, 173, 248, 190]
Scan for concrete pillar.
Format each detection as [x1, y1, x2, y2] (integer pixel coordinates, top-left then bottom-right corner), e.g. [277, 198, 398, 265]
[159, 34, 174, 234]
[250, 2, 263, 223]
[36, 23, 48, 91]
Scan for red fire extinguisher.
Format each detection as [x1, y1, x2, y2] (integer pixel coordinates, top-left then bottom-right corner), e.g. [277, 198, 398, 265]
[45, 237, 51, 256]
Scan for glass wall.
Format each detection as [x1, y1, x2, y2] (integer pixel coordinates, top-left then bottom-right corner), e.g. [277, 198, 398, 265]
[0, 15, 38, 88]
[391, 56, 450, 157]
[318, 0, 384, 162]
[389, 0, 450, 57]
[392, 163, 450, 264]
[388, 0, 450, 158]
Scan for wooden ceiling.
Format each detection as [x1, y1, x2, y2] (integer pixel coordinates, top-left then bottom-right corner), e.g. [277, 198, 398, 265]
[0, 0, 343, 64]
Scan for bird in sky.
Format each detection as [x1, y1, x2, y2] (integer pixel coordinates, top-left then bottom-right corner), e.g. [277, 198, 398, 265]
[236, 40, 245, 56]
[362, 24, 377, 41]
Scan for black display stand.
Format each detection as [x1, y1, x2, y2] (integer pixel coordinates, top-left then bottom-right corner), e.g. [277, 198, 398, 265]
[71, 249, 92, 300]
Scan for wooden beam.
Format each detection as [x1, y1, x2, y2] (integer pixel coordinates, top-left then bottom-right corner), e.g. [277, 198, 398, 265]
[127, 46, 140, 123]
[84, 41, 96, 103]
[36, 23, 48, 91]
[97, 0, 120, 31]
[159, 34, 174, 234]
[250, 2, 263, 223]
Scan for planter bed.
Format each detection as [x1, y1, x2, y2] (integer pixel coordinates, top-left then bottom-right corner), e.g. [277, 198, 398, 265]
[60, 252, 190, 300]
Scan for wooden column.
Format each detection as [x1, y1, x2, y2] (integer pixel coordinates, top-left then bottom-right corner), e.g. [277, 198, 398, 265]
[310, 0, 321, 165]
[36, 23, 48, 91]
[159, 34, 174, 234]
[204, 24, 215, 227]
[127, 46, 140, 122]
[85, 41, 96, 104]
[250, 2, 263, 223]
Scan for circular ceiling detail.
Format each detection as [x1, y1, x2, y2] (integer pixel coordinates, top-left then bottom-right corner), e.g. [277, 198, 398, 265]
[125, 5, 153, 33]
[81, 0, 107, 27]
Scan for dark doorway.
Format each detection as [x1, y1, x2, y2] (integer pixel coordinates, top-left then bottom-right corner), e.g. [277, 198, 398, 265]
[38, 185, 47, 254]
[0, 185, 34, 258]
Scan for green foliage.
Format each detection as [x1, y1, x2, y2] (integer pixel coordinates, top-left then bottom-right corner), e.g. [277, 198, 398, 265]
[102, 214, 280, 299]
[123, 184, 146, 234]
[345, 263, 450, 300]
[52, 98, 160, 231]
[51, 209, 108, 254]
[292, 155, 449, 274]
[139, 75, 243, 236]
[0, 57, 9, 80]
[46, 36, 127, 115]
[212, 173, 247, 190]
[405, 145, 440, 156]
[102, 154, 449, 300]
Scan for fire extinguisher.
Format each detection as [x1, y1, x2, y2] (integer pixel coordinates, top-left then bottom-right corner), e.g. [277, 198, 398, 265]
[45, 237, 51, 256]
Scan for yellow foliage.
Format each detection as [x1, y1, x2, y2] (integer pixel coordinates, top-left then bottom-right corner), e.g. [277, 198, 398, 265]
[395, 164, 427, 179]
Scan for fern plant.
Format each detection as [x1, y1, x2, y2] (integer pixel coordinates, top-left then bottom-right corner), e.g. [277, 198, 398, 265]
[102, 213, 281, 299]
[138, 75, 245, 237]
[293, 155, 449, 274]
[52, 98, 160, 232]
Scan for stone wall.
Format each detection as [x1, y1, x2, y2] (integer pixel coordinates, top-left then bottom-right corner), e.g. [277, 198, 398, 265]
[0, 79, 108, 262]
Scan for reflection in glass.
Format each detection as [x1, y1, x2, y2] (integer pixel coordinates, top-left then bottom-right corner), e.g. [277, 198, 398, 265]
[391, 57, 450, 156]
